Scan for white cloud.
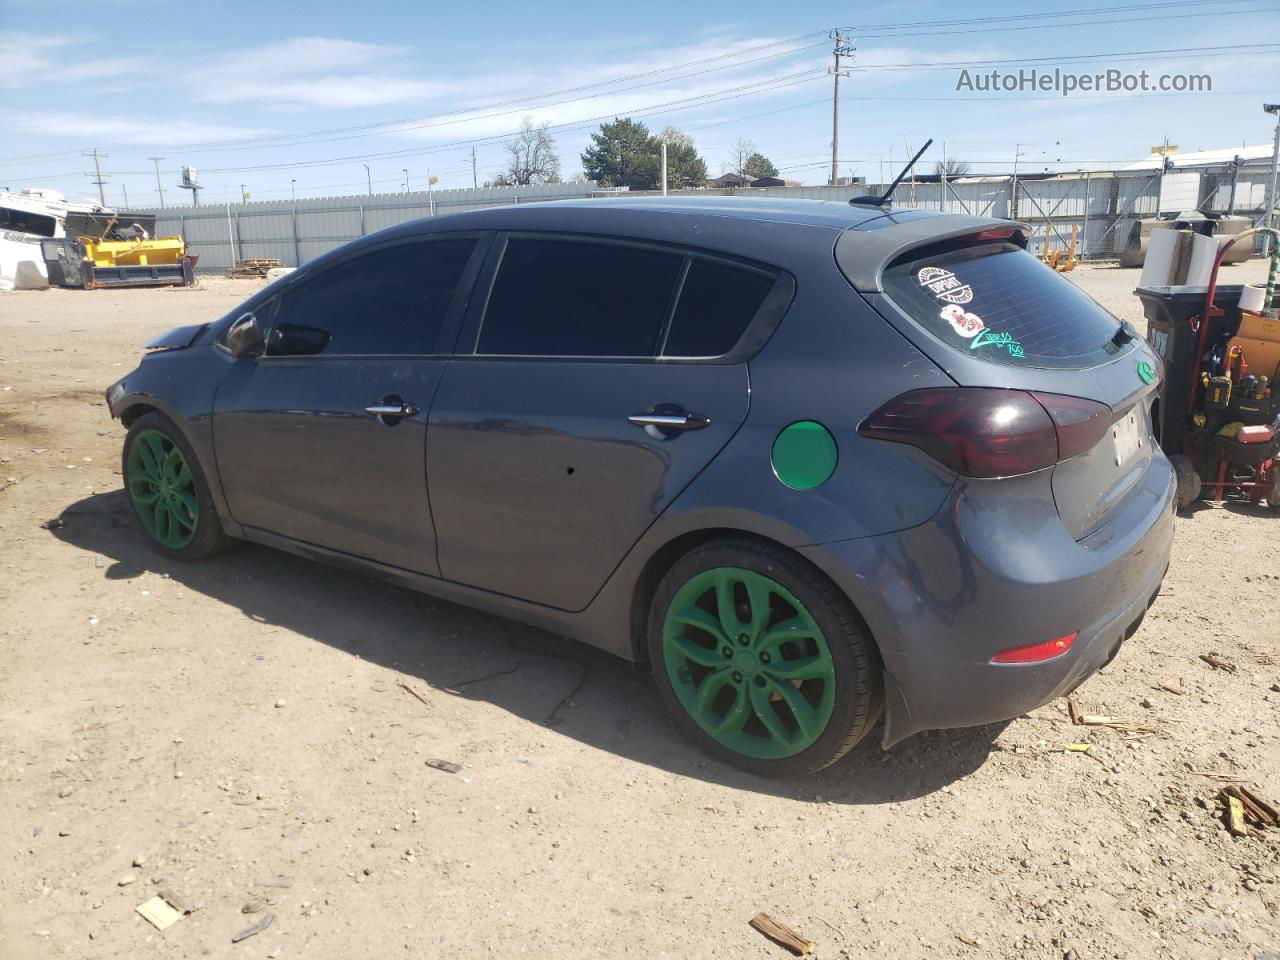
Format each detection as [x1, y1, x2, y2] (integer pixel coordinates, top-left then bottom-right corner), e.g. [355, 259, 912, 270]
[5, 111, 275, 145]
[186, 37, 464, 110]
[0, 31, 75, 82]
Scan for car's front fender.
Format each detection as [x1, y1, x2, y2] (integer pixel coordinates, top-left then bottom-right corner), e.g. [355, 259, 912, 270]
[107, 347, 242, 538]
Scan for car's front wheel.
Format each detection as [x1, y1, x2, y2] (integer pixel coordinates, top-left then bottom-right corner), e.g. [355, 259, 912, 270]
[648, 537, 882, 777]
[122, 411, 234, 560]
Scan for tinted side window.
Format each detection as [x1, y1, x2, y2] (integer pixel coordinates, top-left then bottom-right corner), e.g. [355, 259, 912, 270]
[268, 239, 475, 356]
[479, 238, 682, 357]
[664, 260, 776, 357]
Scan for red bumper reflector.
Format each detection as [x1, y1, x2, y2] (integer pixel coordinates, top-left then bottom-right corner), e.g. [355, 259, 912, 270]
[990, 632, 1077, 664]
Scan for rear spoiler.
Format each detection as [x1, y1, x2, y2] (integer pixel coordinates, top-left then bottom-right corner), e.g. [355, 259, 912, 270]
[836, 216, 1029, 293]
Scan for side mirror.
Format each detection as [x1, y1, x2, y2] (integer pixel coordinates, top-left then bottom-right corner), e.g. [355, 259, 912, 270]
[269, 322, 331, 356]
[226, 312, 265, 358]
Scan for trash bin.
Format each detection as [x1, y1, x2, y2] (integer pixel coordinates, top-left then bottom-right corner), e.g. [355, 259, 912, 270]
[1136, 283, 1245, 454]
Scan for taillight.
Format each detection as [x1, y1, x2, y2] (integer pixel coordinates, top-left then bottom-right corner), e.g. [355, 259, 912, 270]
[858, 388, 1111, 478]
[1031, 392, 1112, 460]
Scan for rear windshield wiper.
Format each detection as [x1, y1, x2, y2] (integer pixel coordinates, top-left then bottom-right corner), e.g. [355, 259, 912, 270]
[1108, 321, 1137, 350]
[1100, 321, 1141, 355]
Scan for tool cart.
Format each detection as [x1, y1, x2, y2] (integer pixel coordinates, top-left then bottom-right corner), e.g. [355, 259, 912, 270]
[1137, 229, 1280, 511]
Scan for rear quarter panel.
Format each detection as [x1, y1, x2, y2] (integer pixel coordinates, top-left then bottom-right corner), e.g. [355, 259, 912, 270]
[674, 259, 957, 546]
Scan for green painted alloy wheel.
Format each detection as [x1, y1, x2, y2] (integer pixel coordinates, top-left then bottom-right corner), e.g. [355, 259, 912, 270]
[126, 429, 199, 549]
[661, 567, 837, 760]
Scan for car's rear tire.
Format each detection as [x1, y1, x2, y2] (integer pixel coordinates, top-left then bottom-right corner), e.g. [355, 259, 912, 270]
[122, 411, 234, 561]
[1170, 454, 1201, 511]
[647, 537, 882, 777]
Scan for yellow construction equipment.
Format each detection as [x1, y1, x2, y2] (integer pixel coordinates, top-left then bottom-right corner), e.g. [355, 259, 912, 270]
[41, 212, 196, 288]
[1042, 224, 1080, 272]
[80, 235, 187, 269]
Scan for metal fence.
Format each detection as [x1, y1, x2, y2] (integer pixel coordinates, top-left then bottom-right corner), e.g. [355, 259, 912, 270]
[656, 164, 1271, 261]
[129, 182, 600, 273]
[131, 162, 1275, 272]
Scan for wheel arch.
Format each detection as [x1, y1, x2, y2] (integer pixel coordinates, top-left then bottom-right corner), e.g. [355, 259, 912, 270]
[118, 401, 161, 428]
[625, 525, 881, 667]
[116, 397, 242, 539]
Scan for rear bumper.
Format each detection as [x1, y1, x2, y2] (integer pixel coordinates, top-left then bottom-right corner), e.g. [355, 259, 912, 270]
[800, 453, 1176, 747]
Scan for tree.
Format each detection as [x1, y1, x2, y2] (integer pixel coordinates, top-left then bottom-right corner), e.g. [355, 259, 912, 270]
[581, 118, 661, 189]
[500, 117, 561, 185]
[743, 152, 778, 179]
[729, 138, 756, 176]
[726, 139, 777, 180]
[657, 126, 707, 188]
[934, 158, 971, 178]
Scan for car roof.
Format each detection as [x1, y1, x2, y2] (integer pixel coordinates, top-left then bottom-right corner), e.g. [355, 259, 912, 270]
[513, 195, 936, 229]
[383, 195, 956, 239]
[289, 197, 1020, 292]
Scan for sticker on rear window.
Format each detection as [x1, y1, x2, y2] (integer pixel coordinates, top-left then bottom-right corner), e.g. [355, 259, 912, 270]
[916, 266, 973, 305]
[941, 305, 1024, 358]
[970, 329, 1025, 358]
[939, 305, 984, 339]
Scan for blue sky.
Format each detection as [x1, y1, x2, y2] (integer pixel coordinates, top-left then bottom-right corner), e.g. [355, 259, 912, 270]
[1, 0, 1277, 206]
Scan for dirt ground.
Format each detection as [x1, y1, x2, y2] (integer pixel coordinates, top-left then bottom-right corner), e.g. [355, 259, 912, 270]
[1, 264, 1277, 960]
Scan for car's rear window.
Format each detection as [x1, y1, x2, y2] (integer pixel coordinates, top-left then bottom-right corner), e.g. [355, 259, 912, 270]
[882, 242, 1123, 369]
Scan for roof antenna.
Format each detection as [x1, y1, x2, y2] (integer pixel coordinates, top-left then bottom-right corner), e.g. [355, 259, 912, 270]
[850, 138, 933, 207]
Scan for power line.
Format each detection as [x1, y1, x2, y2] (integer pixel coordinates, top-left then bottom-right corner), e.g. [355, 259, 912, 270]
[1, 0, 1273, 170]
[2, 4, 1273, 174]
[841, 0, 1266, 33]
[10, 80, 1269, 190]
[147, 41, 1280, 176]
[139, 41, 832, 157]
[843, 42, 1280, 74]
[147, 31, 833, 153]
[191, 70, 831, 174]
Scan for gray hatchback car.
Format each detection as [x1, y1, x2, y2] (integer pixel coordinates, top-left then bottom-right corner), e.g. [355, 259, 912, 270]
[107, 197, 1174, 777]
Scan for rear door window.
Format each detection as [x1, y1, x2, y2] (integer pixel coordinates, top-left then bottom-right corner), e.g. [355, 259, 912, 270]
[882, 242, 1123, 369]
[478, 238, 682, 357]
[663, 259, 776, 358]
[268, 238, 475, 356]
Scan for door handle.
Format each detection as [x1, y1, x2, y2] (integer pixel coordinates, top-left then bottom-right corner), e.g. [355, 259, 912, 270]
[627, 411, 711, 431]
[366, 402, 419, 418]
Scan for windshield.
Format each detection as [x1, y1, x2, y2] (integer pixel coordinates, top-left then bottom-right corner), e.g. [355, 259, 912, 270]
[882, 242, 1125, 369]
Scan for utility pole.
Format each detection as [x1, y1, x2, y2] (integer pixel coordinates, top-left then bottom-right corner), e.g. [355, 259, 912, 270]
[82, 149, 110, 206]
[1264, 104, 1280, 256]
[661, 141, 668, 196]
[239, 184, 249, 203]
[470, 147, 478, 189]
[148, 157, 166, 208]
[291, 179, 297, 202]
[122, 184, 129, 208]
[1156, 135, 1171, 214]
[940, 141, 948, 214]
[402, 168, 409, 192]
[828, 29, 855, 186]
[1010, 143, 1024, 220]
[363, 163, 372, 196]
